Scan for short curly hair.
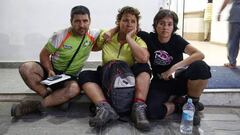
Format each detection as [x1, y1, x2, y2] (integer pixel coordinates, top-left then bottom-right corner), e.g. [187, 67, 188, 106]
[115, 6, 141, 30]
[152, 9, 178, 33]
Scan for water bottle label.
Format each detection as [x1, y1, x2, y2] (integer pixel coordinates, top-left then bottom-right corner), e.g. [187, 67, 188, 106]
[182, 110, 194, 121]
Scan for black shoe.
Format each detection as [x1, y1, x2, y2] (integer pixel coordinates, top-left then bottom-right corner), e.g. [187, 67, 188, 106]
[11, 100, 41, 118]
[195, 102, 204, 111]
[193, 110, 201, 126]
[89, 102, 119, 127]
[192, 101, 203, 126]
[131, 102, 150, 131]
[173, 96, 205, 113]
[89, 103, 96, 117]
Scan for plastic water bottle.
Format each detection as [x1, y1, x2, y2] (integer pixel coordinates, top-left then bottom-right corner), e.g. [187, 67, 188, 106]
[180, 98, 195, 134]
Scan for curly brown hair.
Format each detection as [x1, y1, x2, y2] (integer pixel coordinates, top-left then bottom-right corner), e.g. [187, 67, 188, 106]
[115, 6, 141, 30]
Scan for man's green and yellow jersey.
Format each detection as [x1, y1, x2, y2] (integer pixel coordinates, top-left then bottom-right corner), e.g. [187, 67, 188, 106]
[44, 28, 100, 76]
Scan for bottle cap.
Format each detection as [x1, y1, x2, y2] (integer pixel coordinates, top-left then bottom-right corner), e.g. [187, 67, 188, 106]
[187, 98, 192, 103]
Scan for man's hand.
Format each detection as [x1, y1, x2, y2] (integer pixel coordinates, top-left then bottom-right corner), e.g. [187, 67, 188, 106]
[48, 70, 56, 77]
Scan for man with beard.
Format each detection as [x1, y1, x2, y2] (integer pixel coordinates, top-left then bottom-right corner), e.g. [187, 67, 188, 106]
[11, 5, 101, 118]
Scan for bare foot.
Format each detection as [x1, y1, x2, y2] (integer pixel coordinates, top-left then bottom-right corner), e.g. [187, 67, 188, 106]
[224, 63, 237, 69]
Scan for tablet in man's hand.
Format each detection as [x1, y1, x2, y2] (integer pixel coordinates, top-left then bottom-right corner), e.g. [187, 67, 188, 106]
[47, 75, 62, 81]
[41, 74, 71, 86]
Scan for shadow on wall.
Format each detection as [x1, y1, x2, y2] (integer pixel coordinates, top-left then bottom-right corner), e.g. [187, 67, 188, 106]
[0, 33, 47, 61]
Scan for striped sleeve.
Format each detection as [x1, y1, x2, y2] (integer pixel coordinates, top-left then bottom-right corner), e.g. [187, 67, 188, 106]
[44, 29, 68, 53]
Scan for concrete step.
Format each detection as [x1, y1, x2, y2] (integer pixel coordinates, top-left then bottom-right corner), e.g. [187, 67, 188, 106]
[201, 89, 240, 107]
[1, 63, 240, 107]
[1, 89, 240, 107]
[0, 91, 91, 103]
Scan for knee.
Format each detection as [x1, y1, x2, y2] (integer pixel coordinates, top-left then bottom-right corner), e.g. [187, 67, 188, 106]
[19, 62, 34, 75]
[136, 72, 151, 83]
[138, 72, 151, 79]
[65, 82, 80, 98]
[186, 61, 211, 80]
[135, 72, 151, 90]
[191, 61, 209, 69]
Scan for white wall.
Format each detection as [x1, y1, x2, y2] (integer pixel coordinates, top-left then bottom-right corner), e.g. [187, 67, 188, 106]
[0, 0, 163, 62]
[184, 18, 204, 33]
[183, 0, 230, 44]
[183, 0, 206, 34]
[211, 0, 231, 44]
[0, 0, 231, 62]
[185, 0, 206, 12]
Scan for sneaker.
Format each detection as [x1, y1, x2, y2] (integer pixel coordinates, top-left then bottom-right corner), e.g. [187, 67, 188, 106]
[11, 100, 41, 118]
[195, 102, 204, 111]
[89, 102, 119, 127]
[193, 110, 201, 126]
[193, 101, 204, 126]
[131, 102, 150, 131]
[173, 97, 205, 113]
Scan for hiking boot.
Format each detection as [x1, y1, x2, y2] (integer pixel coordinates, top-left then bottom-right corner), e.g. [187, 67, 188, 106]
[89, 102, 119, 127]
[11, 100, 41, 118]
[131, 102, 150, 131]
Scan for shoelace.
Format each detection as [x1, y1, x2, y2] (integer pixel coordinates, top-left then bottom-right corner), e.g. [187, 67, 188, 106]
[95, 106, 103, 114]
[95, 104, 109, 120]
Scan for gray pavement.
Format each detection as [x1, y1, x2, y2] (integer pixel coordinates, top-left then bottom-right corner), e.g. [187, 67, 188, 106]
[0, 101, 240, 135]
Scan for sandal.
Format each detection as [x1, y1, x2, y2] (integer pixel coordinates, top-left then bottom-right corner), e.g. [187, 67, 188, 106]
[224, 63, 237, 69]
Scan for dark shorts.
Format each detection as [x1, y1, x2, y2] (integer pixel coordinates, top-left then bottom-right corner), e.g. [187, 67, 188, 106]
[146, 60, 211, 119]
[78, 63, 151, 91]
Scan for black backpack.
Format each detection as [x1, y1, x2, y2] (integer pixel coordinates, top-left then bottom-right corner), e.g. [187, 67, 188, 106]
[101, 60, 135, 114]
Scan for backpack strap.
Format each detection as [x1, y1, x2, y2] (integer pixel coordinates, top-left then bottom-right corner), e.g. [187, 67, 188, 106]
[51, 32, 86, 74]
[63, 34, 86, 73]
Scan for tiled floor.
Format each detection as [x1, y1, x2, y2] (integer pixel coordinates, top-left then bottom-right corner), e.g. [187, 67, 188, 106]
[0, 102, 240, 135]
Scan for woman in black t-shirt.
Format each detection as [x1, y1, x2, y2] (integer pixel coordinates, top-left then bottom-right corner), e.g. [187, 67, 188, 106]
[137, 9, 211, 126]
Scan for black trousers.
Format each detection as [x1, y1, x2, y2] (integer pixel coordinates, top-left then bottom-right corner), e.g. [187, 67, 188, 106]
[146, 60, 211, 119]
